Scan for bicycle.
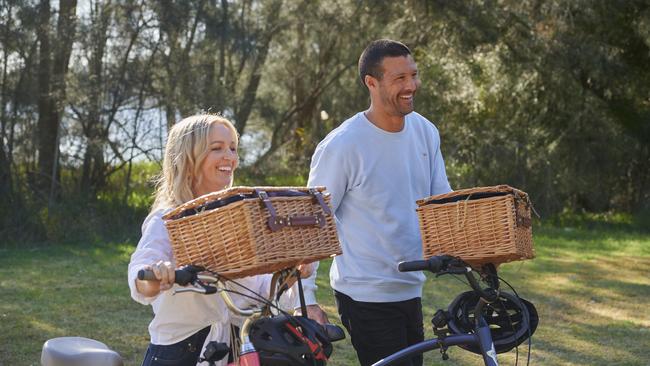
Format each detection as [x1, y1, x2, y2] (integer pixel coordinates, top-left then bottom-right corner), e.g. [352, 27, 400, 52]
[372, 255, 538, 366]
[41, 265, 345, 366]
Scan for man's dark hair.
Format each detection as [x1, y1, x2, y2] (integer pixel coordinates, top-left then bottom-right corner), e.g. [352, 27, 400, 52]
[358, 39, 412, 87]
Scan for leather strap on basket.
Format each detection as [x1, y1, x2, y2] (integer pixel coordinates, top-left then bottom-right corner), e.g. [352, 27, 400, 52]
[513, 190, 533, 228]
[256, 189, 330, 232]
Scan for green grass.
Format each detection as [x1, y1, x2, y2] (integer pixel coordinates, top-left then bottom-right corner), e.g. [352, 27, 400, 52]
[1, 223, 649, 365]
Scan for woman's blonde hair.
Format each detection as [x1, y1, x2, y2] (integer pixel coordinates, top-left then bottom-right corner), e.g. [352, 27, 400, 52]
[151, 114, 239, 211]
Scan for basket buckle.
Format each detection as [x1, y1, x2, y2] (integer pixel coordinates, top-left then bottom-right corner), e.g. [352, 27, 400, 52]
[256, 188, 330, 232]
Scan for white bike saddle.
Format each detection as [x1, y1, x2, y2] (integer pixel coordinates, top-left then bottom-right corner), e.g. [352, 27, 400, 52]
[41, 337, 123, 366]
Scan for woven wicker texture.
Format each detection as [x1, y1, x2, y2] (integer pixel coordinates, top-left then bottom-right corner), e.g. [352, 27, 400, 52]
[416, 185, 534, 267]
[163, 186, 341, 278]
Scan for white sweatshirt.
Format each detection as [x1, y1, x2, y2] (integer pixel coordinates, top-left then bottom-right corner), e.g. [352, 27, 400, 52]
[306, 111, 452, 303]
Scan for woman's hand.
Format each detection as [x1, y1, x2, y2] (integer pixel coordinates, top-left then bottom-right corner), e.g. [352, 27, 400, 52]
[135, 260, 175, 297]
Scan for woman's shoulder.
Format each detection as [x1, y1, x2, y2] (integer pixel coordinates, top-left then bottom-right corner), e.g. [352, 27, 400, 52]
[141, 207, 175, 232]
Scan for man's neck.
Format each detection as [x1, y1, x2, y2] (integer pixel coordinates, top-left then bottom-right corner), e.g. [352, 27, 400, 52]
[364, 106, 405, 133]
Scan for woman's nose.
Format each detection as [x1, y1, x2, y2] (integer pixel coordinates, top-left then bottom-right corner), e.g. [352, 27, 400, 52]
[224, 149, 238, 160]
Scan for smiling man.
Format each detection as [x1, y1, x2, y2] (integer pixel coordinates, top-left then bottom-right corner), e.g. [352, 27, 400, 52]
[303, 39, 452, 366]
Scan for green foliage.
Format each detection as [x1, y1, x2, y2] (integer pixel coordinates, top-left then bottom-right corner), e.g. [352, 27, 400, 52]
[0, 162, 155, 245]
[2, 0, 649, 246]
[543, 209, 650, 235]
[234, 170, 307, 187]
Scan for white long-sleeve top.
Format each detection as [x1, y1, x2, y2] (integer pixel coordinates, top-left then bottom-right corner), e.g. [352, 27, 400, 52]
[305, 111, 452, 303]
[128, 210, 296, 365]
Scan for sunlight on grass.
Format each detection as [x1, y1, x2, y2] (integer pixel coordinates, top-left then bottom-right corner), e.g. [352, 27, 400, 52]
[29, 319, 63, 335]
[1, 223, 649, 365]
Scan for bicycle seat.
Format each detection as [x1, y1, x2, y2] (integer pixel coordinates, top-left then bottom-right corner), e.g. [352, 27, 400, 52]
[41, 337, 123, 366]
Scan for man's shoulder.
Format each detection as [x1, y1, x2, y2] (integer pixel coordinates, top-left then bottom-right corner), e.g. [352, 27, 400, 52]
[408, 111, 440, 133]
[318, 112, 365, 147]
[408, 111, 436, 125]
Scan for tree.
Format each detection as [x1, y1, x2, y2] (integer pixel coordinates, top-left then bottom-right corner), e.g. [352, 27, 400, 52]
[35, 0, 77, 201]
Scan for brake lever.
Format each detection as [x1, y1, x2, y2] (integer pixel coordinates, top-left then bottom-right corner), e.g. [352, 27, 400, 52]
[435, 266, 469, 277]
[173, 267, 219, 295]
[174, 282, 219, 295]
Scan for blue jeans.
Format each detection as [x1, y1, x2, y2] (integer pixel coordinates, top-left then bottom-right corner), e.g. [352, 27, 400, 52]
[142, 326, 210, 366]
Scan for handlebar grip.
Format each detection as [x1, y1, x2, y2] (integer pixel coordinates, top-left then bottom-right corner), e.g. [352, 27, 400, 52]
[138, 269, 157, 281]
[398, 256, 447, 273]
[398, 260, 430, 272]
[137, 268, 195, 286]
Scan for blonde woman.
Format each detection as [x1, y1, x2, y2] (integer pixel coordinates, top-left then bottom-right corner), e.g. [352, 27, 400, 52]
[128, 114, 305, 366]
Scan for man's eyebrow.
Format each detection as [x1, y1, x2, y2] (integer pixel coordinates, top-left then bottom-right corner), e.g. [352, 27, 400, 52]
[391, 68, 418, 77]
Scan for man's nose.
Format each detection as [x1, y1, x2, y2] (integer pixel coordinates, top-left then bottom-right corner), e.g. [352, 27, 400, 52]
[406, 76, 418, 91]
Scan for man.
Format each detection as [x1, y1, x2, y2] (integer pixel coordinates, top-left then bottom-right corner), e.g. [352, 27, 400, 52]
[302, 39, 452, 365]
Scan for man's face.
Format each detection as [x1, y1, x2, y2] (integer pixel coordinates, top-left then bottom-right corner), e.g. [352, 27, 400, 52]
[370, 55, 420, 116]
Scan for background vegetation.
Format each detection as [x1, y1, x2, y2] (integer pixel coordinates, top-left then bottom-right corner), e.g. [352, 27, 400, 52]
[1, 1, 649, 365]
[1, 0, 649, 244]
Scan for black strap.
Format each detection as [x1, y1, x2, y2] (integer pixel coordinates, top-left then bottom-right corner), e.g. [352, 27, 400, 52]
[297, 271, 308, 318]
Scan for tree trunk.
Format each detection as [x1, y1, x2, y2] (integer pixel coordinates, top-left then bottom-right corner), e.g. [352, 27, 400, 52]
[0, 25, 11, 198]
[233, 0, 282, 135]
[36, 0, 77, 200]
[36, 0, 54, 196]
[80, 1, 110, 195]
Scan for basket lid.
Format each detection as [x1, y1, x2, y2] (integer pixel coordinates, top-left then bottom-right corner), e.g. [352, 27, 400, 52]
[163, 186, 327, 221]
[416, 185, 528, 207]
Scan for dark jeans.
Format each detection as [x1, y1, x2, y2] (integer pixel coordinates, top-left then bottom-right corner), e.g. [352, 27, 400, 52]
[142, 326, 210, 366]
[335, 290, 424, 366]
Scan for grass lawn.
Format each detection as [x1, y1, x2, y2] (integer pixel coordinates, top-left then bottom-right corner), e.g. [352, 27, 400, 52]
[1, 223, 649, 365]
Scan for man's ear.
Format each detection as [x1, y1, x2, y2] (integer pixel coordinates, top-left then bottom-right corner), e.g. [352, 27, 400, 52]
[364, 74, 376, 89]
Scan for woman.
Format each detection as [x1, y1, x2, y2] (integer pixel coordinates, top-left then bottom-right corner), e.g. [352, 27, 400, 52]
[128, 114, 304, 366]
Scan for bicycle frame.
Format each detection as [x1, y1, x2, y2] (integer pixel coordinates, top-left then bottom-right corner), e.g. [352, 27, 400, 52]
[173, 268, 294, 365]
[372, 308, 499, 366]
[372, 256, 505, 366]
[151, 266, 344, 366]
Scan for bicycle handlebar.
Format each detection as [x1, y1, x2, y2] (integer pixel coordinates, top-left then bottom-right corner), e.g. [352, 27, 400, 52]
[397, 255, 453, 273]
[398, 256, 499, 302]
[137, 268, 196, 286]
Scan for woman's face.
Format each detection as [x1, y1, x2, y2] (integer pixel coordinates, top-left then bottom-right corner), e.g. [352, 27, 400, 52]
[193, 123, 239, 197]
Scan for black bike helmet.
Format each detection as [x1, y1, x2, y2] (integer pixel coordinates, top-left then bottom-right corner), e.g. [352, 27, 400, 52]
[249, 315, 334, 366]
[446, 291, 538, 354]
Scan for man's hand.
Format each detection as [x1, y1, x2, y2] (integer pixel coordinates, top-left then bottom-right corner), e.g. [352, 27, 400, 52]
[295, 304, 329, 325]
[297, 262, 314, 278]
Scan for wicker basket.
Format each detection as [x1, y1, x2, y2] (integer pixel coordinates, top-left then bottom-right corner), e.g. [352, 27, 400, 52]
[416, 185, 535, 267]
[163, 186, 341, 278]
